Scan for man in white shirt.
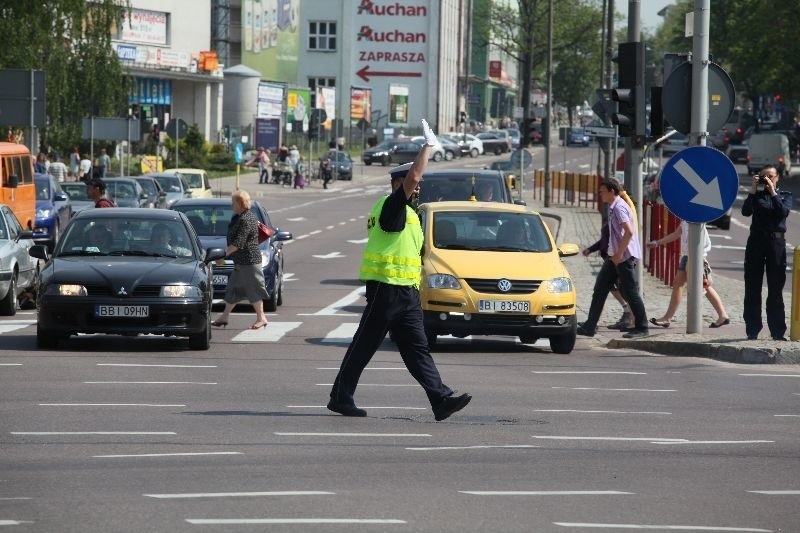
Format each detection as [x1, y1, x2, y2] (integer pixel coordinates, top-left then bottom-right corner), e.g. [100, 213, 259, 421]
[48, 155, 68, 183]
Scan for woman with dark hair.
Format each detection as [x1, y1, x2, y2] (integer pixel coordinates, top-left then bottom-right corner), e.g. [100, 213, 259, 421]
[211, 190, 270, 330]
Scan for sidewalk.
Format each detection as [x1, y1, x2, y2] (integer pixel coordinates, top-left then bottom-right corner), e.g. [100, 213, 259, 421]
[528, 197, 800, 364]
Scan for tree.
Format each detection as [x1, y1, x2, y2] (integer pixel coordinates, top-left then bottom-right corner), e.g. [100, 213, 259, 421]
[0, 1, 131, 152]
[478, 0, 604, 143]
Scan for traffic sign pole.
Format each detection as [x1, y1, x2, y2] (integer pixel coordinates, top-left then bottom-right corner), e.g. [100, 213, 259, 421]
[687, 0, 711, 334]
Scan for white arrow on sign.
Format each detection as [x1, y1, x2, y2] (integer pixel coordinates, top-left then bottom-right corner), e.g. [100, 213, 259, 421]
[673, 158, 723, 210]
[312, 252, 345, 259]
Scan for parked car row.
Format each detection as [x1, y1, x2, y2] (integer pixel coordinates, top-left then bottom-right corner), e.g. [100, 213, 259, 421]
[362, 130, 514, 166]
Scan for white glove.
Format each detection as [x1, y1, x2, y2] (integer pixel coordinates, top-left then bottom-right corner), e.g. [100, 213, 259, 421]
[421, 119, 439, 147]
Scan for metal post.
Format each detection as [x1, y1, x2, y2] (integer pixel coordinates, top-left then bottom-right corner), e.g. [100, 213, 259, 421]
[625, 0, 644, 296]
[686, 0, 711, 333]
[175, 126, 179, 169]
[28, 69, 35, 154]
[543, 0, 552, 207]
[602, 0, 615, 185]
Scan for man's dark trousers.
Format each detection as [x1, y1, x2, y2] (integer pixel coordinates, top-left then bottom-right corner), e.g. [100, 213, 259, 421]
[744, 233, 787, 338]
[330, 281, 452, 407]
[583, 257, 647, 332]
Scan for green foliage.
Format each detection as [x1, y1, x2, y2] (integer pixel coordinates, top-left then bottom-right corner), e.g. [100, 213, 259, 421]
[0, 1, 131, 153]
[163, 124, 210, 169]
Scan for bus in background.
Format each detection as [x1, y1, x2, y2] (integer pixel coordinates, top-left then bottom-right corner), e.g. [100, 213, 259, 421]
[0, 143, 35, 229]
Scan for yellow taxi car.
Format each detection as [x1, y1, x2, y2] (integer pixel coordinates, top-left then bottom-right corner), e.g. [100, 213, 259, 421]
[418, 201, 580, 353]
[164, 168, 213, 199]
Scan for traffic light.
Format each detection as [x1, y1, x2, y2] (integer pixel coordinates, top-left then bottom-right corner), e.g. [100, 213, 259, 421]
[308, 108, 327, 140]
[459, 110, 467, 124]
[611, 42, 645, 143]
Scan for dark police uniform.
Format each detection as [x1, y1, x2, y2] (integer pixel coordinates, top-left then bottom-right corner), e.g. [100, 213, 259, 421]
[741, 187, 792, 339]
[329, 181, 454, 411]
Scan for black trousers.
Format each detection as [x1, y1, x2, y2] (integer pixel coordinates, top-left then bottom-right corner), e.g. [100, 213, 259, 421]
[330, 281, 453, 407]
[259, 167, 270, 184]
[583, 257, 648, 332]
[744, 233, 787, 338]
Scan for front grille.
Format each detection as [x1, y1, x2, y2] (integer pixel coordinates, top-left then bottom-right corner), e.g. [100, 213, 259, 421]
[84, 285, 112, 296]
[464, 278, 542, 294]
[475, 315, 538, 327]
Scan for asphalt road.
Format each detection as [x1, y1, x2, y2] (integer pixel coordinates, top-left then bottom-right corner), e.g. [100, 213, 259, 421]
[1, 151, 798, 532]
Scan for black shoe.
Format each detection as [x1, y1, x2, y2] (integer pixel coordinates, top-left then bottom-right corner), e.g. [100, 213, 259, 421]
[327, 400, 367, 417]
[747, 335, 758, 340]
[772, 336, 788, 341]
[433, 393, 472, 421]
[576, 323, 595, 337]
[622, 329, 649, 339]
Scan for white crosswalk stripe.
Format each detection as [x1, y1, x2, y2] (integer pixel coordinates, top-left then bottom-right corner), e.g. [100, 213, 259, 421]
[0, 320, 36, 334]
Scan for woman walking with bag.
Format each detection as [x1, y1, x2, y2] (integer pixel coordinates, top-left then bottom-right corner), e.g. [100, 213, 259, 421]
[212, 190, 270, 330]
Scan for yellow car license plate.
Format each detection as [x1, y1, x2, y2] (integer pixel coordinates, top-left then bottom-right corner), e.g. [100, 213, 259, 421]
[478, 300, 530, 313]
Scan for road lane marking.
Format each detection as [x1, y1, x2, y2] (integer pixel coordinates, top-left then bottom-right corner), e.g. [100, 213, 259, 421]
[0, 363, 22, 366]
[316, 383, 415, 387]
[553, 523, 772, 531]
[12, 432, 176, 436]
[96, 364, 217, 368]
[94, 452, 240, 458]
[0, 320, 35, 334]
[289, 405, 425, 410]
[309, 230, 322, 235]
[532, 410, 671, 415]
[39, 403, 186, 407]
[231, 321, 302, 342]
[407, 445, 538, 451]
[748, 490, 800, 495]
[0, 521, 34, 526]
[652, 440, 774, 445]
[532, 436, 688, 442]
[533, 371, 647, 374]
[348, 238, 369, 244]
[84, 381, 217, 385]
[774, 414, 800, 417]
[299, 286, 365, 316]
[551, 387, 676, 392]
[275, 432, 431, 437]
[186, 519, 406, 525]
[461, 490, 632, 496]
[0, 498, 31, 500]
[739, 374, 800, 378]
[316, 367, 405, 370]
[145, 491, 333, 499]
[321, 323, 358, 343]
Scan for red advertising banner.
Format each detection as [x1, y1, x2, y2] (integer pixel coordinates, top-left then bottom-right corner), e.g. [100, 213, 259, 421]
[489, 60, 502, 78]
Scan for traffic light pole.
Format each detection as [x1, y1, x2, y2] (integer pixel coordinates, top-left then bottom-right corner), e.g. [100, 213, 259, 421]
[624, 0, 644, 297]
[686, 0, 711, 334]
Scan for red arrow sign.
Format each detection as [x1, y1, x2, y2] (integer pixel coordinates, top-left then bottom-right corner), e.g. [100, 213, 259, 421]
[356, 65, 422, 83]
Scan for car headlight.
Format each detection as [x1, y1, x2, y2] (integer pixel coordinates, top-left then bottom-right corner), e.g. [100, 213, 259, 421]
[545, 277, 573, 293]
[160, 285, 201, 297]
[46, 284, 88, 296]
[427, 274, 461, 289]
[260, 249, 272, 268]
[37, 208, 52, 218]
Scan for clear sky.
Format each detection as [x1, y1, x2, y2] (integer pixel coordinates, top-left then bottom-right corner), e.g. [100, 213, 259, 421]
[617, 0, 677, 34]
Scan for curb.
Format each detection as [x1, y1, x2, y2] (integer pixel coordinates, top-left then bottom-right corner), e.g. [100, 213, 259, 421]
[606, 336, 800, 364]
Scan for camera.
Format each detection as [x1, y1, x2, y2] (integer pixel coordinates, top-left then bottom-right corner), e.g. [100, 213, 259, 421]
[758, 175, 770, 185]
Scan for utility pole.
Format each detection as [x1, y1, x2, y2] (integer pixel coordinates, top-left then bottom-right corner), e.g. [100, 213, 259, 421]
[625, 0, 643, 295]
[686, 0, 711, 333]
[602, 0, 615, 184]
[544, 0, 553, 207]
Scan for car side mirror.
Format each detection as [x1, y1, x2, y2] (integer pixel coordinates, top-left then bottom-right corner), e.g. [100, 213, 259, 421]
[19, 229, 34, 240]
[558, 243, 580, 257]
[204, 247, 226, 263]
[29, 244, 49, 260]
[54, 192, 69, 202]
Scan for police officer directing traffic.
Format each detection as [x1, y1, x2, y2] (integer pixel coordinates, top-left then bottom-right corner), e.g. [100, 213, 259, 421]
[741, 164, 792, 340]
[328, 119, 472, 421]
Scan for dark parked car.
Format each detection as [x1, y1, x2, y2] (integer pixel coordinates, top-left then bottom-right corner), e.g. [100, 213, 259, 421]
[170, 198, 292, 312]
[61, 182, 94, 216]
[104, 177, 149, 208]
[29, 208, 225, 349]
[475, 132, 511, 155]
[33, 173, 72, 250]
[362, 140, 425, 166]
[134, 176, 168, 209]
[149, 173, 193, 208]
[326, 151, 354, 180]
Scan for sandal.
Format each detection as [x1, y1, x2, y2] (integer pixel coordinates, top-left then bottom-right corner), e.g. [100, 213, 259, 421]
[709, 318, 730, 328]
[211, 319, 228, 328]
[250, 320, 268, 330]
[649, 317, 671, 328]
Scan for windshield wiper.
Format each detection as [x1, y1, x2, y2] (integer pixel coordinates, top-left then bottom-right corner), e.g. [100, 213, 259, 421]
[58, 250, 108, 257]
[435, 243, 480, 250]
[107, 250, 178, 258]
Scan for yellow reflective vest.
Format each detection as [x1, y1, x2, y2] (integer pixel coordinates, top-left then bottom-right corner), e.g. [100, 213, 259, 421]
[359, 195, 423, 287]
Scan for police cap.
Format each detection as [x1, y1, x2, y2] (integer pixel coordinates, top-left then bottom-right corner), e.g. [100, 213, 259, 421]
[389, 162, 413, 181]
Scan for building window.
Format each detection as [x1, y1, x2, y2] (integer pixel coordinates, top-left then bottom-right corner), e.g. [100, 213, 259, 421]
[309, 77, 335, 107]
[308, 21, 336, 51]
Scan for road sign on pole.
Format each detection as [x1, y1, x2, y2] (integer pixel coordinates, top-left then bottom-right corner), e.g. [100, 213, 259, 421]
[584, 126, 617, 138]
[660, 146, 738, 224]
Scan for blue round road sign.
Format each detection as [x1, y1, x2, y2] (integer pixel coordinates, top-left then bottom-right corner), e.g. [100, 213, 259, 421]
[234, 143, 244, 164]
[660, 146, 738, 224]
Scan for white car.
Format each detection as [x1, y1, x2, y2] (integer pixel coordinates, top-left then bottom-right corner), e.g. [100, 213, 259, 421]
[441, 133, 484, 158]
[410, 137, 446, 162]
[0, 204, 37, 315]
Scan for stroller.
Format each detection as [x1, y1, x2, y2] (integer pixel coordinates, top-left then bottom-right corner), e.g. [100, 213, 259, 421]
[272, 160, 294, 186]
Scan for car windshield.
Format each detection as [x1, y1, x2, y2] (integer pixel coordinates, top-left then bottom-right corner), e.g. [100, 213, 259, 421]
[136, 179, 157, 196]
[180, 173, 204, 188]
[432, 211, 552, 253]
[62, 183, 89, 201]
[154, 175, 182, 192]
[171, 205, 237, 236]
[373, 141, 395, 150]
[107, 181, 137, 199]
[418, 177, 504, 204]
[57, 217, 195, 258]
[35, 179, 51, 200]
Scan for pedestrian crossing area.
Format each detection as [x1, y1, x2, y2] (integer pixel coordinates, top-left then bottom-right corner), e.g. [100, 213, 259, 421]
[0, 315, 550, 348]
